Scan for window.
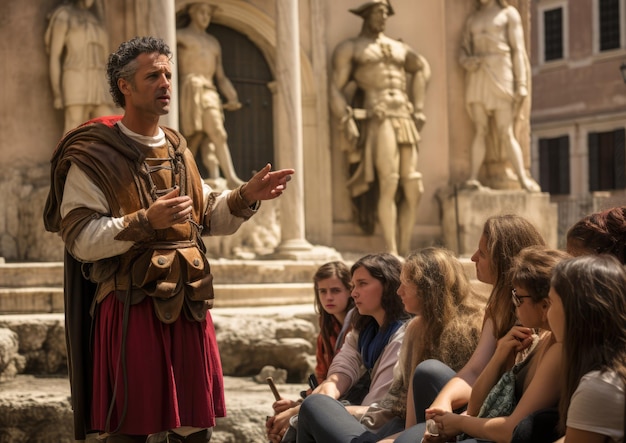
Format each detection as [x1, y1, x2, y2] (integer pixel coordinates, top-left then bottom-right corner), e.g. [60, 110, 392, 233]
[588, 128, 626, 191]
[544, 7, 564, 61]
[539, 136, 570, 195]
[599, 0, 621, 51]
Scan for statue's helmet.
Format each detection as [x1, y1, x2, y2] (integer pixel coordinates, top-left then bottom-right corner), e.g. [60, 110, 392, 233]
[349, 0, 394, 17]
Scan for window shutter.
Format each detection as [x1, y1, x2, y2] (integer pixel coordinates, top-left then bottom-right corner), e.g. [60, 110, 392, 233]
[558, 135, 571, 194]
[539, 138, 551, 192]
[589, 132, 599, 192]
[614, 128, 626, 189]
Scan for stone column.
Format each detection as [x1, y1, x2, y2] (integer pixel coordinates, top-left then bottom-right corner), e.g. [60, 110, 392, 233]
[135, 0, 179, 129]
[272, 0, 314, 258]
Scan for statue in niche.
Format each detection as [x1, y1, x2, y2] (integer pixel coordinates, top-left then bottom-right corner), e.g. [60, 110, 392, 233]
[45, 0, 113, 134]
[460, 0, 540, 192]
[176, 0, 245, 189]
[330, 0, 430, 257]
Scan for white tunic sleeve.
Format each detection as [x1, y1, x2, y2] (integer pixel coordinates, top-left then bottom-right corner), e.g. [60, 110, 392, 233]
[60, 164, 132, 261]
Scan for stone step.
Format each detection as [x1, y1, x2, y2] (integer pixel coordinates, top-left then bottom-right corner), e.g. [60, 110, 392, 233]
[0, 260, 327, 287]
[0, 258, 489, 312]
[0, 257, 481, 285]
[0, 262, 64, 287]
[0, 282, 314, 313]
[331, 221, 443, 254]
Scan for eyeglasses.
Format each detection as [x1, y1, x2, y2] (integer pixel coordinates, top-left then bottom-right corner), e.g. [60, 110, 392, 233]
[511, 288, 532, 307]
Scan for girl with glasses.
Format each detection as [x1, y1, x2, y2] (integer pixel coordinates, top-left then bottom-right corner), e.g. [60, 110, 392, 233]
[390, 214, 546, 443]
[423, 246, 569, 442]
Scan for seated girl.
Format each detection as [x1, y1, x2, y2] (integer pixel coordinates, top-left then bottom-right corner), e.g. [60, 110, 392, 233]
[424, 246, 569, 443]
[392, 214, 546, 443]
[549, 255, 626, 443]
[266, 261, 354, 442]
[296, 247, 483, 442]
[270, 253, 409, 441]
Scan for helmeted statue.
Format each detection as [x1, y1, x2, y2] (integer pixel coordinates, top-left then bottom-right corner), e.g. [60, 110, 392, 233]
[330, 0, 430, 256]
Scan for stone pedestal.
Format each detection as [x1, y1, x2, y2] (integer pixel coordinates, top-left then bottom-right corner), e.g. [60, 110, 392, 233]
[437, 185, 558, 256]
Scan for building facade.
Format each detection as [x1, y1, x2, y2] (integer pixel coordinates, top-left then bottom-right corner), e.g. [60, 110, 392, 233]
[0, 0, 554, 261]
[530, 0, 626, 243]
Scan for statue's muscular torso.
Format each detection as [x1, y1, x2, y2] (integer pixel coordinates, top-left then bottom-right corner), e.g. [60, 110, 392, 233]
[177, 29, 219, 85]
[350, 35, 413, 111]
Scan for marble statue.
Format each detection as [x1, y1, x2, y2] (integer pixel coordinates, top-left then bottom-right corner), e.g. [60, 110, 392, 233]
[45, 0, 113, 134]
[330, 0, 430, 257]
[176, 0, 245, 188]
[460, 0, 540, 192]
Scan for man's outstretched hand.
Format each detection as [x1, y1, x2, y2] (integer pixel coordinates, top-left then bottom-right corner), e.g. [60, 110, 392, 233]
[241, 164, 295, 203]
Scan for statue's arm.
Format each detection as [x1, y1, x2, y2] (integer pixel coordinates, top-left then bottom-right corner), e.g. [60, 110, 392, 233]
[47, 9, 69, 109]
[329, 40, 360, 143]
[506, 6, 528, 98]
[459, 17, 479, 72]
[406, 48, 430, 131]
[329, 40, 355, 119]
[213, 40, 241, 110]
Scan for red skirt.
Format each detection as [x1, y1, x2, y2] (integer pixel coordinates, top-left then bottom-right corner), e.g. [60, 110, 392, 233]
[90, 294, 226, 435]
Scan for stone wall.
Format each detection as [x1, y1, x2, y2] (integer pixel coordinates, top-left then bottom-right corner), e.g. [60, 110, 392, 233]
[0, 307, 319, 443]
[0, 308, 319, 383]
[0, 163, 64, 262]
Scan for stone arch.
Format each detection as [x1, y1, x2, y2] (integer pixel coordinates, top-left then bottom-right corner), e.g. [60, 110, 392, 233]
[209, 1, 316, 112]
[205, 1, 330, 246]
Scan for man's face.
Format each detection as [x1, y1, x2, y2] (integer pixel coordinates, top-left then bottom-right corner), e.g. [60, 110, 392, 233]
[189, 3, 213, 29]
[365, 4, 389, 33]
[122, 52, 172, 118]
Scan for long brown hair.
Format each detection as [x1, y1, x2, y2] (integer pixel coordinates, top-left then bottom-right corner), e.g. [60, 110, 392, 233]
[380, 247, 483, 419]
[313, 261, 354, 362]
[350, 253, 409, 332]
[552, 255, 626, 433]
[402, 247, 482, 370]
[482, 214, 545, 338]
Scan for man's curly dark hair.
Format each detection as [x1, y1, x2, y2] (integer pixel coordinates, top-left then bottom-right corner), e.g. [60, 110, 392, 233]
[106, 36, 172, 108]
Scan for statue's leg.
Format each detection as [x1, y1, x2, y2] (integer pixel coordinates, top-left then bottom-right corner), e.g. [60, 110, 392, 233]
[64, 104, 90, 134]
[187, 132, 220, 179]
[494, 108, 540, 192]
[466, 103, 489, 186]
[397, 142, 424, 256]
[201, 139, 221, 179]
[374, 120, 400, 256]
[202, 108, 244, 188]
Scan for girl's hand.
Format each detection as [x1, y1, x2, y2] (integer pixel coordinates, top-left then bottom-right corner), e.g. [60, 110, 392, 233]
[425, 408, 462, 442]
[272, 398, 298, 414]
[266, 408, 295, 442]
[493, 325, 533, 361]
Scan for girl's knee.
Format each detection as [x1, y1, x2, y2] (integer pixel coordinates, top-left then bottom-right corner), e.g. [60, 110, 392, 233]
[413, 359, 446, 378]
